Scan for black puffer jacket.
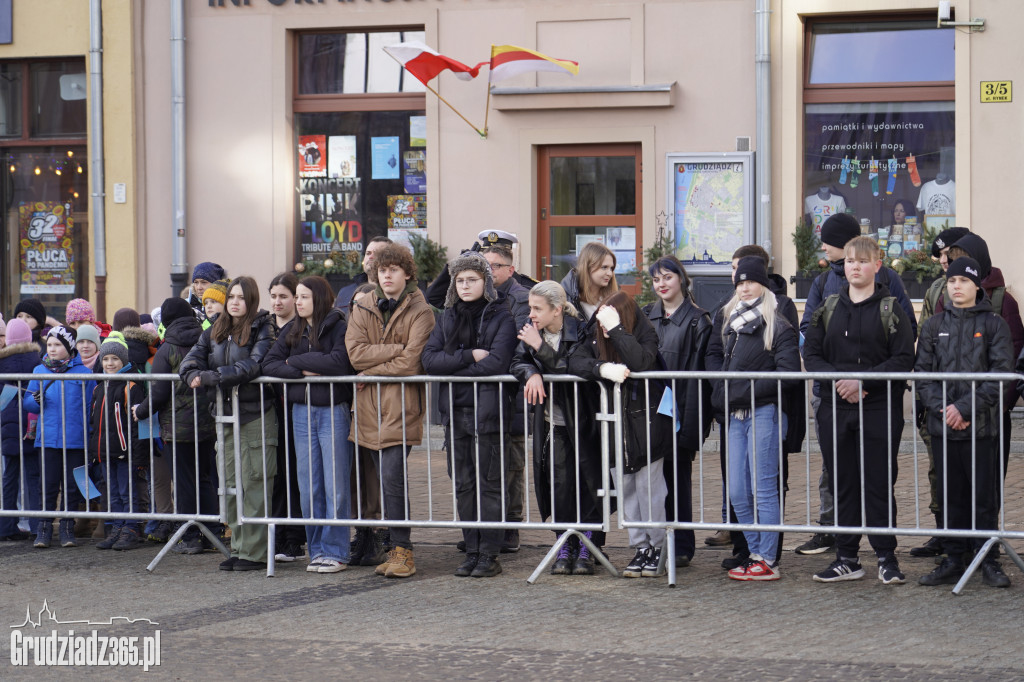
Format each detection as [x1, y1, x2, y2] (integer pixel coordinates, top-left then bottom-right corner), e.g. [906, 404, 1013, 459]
[422, 296, 518, 434]
[643, 298, 713, 451]
[916, 296, 1014, 441]
[134, 315, 215, 443]
[179, 310, 277, 425]
[262, 308, 354, 407]
[706, 306, 801, 413]
[0, 341, 43, 456]
[89, 371, 146, 463]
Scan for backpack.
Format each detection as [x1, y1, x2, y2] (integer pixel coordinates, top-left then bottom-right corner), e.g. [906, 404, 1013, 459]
[990, 286, 1006, 314]
[811, 293, 898, 341]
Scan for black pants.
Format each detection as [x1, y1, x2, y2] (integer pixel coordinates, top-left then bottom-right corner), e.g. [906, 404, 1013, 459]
[364, 444, 413, 548]
[271, 400, 304, 548]
[935, 437, 999, 557]
[541, 425, 603, 548]
[818, 403, 902, 558]
[448, 408, 504, 556]
[663, 445, 695, 559]
[174, 438, 219, 540]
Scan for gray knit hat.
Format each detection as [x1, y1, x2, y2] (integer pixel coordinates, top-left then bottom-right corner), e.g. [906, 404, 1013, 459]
[98, 339, 131, 368]
[444, 251, 498, 308]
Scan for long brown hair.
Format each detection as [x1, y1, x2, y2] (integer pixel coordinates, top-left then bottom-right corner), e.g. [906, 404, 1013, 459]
[576, 241, 618, 305]
[286, 276, 335, 349]
[595, 291, 637, 362]
[211, 276, 261, 347]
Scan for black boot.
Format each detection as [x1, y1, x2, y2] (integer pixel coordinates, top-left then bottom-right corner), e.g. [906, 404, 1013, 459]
[919, 556, 964, 586]
[454, 553, 479, 577]
[470, 554, 502, 578]
[360, 528, 390, 566]
[349, 527, 369, 565]
[982, 559, 1011, 588]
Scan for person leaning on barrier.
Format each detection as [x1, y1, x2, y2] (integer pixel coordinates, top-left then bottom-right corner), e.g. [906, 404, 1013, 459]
[345, 243, 435, 579]
[180, 276, 278, 573]
[572, 291, 671, 579]
[643, 255, 713, 569]
[915, 257, 1014, 588]
[264, 275, 356, 575]
[705, 257, 801, 582]
[803, 236, 915, 585]
[133, 297, 219, 556]
[422, 251, 518, 579]
[510, 280, 596, 576]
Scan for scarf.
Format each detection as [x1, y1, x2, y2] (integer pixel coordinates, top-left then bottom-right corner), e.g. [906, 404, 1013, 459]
[42, 355, 73, 373]
[444, 297, 488, 354]
[728, 297, 765, 335]
[375, 280, 419, 326]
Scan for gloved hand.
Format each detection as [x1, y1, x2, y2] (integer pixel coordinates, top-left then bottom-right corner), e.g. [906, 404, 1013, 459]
[598, 362, 630, 384]
[30, 390, 41, 405]
[595, 305, 621, 332]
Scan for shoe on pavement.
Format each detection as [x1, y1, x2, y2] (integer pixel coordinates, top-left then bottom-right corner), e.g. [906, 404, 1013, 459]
[500, 529, 520, 553]
[470, 554, 502, 578]
[219, 556, 239, 571]
[919, 556, 965, 586]
[147, 521, 172, 543]
[233, 559, 266, 572]
[307, 557, 325, 573]
[33, 521, 53, 549]
[348, 528, 370, 565]
[641, 548, 663, 577]
[96, 525, 122, 551]
[172, 536, 205, 555]
[455, 553, 479, 577]
[675, 554, 691, 568]
[730, 557, 779, 581]
[58, 519, 77, 548]
[721, 552, 750, 570]
[112, 527, 141, 551]
[385, 547, 416, 578]
[550, 540, 573, 575]
[877, 554, 906, 585]
[623, 548, 649, 578]
[981, 560, 1011, 588]
[909, 536, 943, 558]
[275, 542, 304, 562]
[704, 530, 732, 547]
[375, 549, 398, 576]
[573, 535, 595, 575]
[317, 558, 347, 574]
[795, 533, 835, 555]
[813, 557, 865, 582]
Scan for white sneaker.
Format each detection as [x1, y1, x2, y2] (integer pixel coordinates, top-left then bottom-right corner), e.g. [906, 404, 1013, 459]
[306, 557, 325, 573]
[318, 559, 347, 573]
[275, 552, 296, 563]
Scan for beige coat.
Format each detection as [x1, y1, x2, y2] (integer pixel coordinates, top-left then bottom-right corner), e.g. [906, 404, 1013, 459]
[345, 288, 435, 450]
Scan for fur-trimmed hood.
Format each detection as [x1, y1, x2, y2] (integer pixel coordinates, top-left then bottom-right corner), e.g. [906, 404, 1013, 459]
[121, 325, 159, 347]
[443, 251, 498, 308]
[0, 341, 43, 361]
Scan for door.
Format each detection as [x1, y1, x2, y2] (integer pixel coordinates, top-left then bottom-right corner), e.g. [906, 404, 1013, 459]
[537, 143, 642, 291]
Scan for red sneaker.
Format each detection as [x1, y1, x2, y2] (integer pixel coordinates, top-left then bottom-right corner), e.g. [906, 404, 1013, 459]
[729, 557, 779, 581]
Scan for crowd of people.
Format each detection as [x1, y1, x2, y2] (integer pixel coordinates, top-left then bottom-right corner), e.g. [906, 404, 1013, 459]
[0, 219, 1021, 588]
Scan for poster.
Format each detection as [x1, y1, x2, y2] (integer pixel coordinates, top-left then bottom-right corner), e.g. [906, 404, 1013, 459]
[606, 227, 635, 250]
[575, 234, 604, 253]
[371, 136, 400, 180]
[297, 176, 363, 261]
[614, 250, 636, 274]
[19, 201, 75, 294]
[298, 135, 327, 178]
[388, 228, 428, 254]
[409, 116, 426, 147]
[403, 151, 426, 193]
[327, 135, 357, 178]
[387, 194, 427, 230]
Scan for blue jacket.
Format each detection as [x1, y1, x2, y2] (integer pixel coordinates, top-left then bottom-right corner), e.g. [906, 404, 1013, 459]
[0, 341, 43, 457]
[23, 355, 97, 449]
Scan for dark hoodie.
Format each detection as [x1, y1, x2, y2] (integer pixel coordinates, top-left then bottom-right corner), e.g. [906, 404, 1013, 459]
[800, 259, 918, 338]
[916, 293, 1014, 440]
[802, 282, 916, 409]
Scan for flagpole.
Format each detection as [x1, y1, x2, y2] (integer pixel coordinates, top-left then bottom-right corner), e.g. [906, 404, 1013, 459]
[423, 81, 486, 138]
[483, 45, 493, 138]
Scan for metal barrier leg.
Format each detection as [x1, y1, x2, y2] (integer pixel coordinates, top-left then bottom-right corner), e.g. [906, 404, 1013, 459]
[1001, 540, 1024, 574]
[267, 523, 276, 578]
[146, 521, 194, 573]
[952, 537, 998, 595]
[194, 522, 229, 556]
[578, 531, 618, 578]
[527, 533, 572, 585]
[665, 529, 677, 588]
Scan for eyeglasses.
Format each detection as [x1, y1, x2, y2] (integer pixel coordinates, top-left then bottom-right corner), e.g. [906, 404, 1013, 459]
[489, 263, 512, 270]
[455, 277, 483, 287]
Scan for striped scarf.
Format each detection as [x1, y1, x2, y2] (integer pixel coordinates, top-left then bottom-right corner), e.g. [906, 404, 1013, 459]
[728, 297, 764, 335]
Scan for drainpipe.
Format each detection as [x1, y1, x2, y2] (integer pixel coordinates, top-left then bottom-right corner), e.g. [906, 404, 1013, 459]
[170, 0, 188, 297]
[755, 0, 772, 259]
[89, 0, 107, 319]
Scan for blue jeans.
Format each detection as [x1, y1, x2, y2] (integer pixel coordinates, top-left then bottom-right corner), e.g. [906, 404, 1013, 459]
[727, 404, 785, 562]
[292, 403, 352, 563]
[109, 459, 143, 530]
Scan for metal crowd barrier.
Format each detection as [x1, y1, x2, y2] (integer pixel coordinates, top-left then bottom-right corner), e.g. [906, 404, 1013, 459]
[616, 370, 1024, 593]
[0, 372, 229, 571]
[235, 375, 615, 582]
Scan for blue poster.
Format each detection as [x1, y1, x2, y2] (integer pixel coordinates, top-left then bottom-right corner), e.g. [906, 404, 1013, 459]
[371, 137, 400, 180]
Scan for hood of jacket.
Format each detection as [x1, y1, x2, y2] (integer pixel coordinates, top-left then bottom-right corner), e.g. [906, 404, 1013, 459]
[768, 272, 788, 297]
[0, 341, 43, 362]
[162, 315, 204, 347]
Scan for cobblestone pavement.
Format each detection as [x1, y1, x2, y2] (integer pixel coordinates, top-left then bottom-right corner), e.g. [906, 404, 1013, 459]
[1, 418, 1022, 679]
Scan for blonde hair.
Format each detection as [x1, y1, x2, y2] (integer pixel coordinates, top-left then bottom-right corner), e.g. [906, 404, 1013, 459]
[721, 287, 778, 351]
[529, 280, 579, 319]
[844, 235, 882, 261]
[576, 242, 618, 305]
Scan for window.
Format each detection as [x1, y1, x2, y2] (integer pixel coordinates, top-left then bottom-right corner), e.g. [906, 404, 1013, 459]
[294, 30, 426, 272]
[803, 18, 954, 260]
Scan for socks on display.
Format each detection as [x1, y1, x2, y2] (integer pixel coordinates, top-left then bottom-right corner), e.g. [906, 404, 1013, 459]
[839, 156, 850, 185]
[869, 158, 879, 196]
[850, 157, 861, 188]
[907, 153, 922, 186]
[886, 156, 897, 195]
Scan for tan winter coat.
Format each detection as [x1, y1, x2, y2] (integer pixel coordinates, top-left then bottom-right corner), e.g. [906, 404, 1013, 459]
[345, 287, 435, 450]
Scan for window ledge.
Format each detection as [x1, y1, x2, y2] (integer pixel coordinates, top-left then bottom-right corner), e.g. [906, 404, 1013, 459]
[490, 83, 674, 111]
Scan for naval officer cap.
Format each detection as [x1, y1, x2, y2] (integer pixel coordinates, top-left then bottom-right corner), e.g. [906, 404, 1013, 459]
[478, 230, 519, 248]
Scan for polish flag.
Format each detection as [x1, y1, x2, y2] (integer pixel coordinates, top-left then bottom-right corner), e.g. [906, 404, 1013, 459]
[488, 45, 579, 83]
[383, 41, 483, 85]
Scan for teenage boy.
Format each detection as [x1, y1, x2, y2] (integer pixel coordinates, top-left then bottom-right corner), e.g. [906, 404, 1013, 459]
[795, 214, 917, 556]
[916, 257, 1014, 587]
[803, 236, 915, 584]
[346, 243, 435, 578]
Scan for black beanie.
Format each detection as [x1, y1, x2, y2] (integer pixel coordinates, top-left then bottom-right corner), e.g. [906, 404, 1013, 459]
[931, 226, 970, 258]
[946, 256, 983, 289]
[161, 297, 194, 327]
[47, 325, 77, 357]
[820, 213, 860, 249]
[112, 307, 141, 332]
[734, 255, 770, 289]
[14, 298, 47, 329]
[950, 233, 992, 279]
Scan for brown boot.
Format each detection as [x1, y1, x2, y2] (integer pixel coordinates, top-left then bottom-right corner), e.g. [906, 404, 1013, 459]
[385, 546, 416, 578]
[375, 548, 397, 576]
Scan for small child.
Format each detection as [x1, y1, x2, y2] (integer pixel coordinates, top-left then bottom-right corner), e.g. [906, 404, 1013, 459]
[90, 339, 146, 550]
[202, 279, 229, 329]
